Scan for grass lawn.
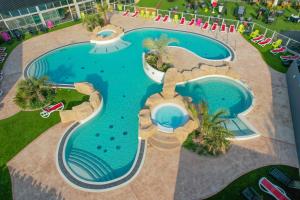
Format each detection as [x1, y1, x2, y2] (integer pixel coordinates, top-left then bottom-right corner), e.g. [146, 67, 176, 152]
[242, 34, 288, 73]
[136, 0, 300, 32]
[0, 20, 82, 71]
[0, 89, 88, 200]
[206, 165, 300, 200]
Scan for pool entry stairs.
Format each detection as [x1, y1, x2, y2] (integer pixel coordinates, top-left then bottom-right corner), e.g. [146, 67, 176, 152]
[221, 117, 257, 138]
[29, 59, 49, 78]
[148, 131, 181, 151]
[67, 148, 115, 181]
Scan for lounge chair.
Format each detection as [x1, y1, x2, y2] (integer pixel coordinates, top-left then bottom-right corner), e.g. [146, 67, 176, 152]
[258, 38, 272, 47]
[173, 14, 179, 23]
[154, 15, 161, 22]
[0, 89, 3, 97]
[40, 102, 64, 118]
[211, 23, 218, 32]
[0, 57, 4, 63]
[0, 47, 6, 52]
[221, 24, 227, 33]
[280, 55, 300, 61]
[151, 11, 156, 19]
[145, 10, 150, 19]
[229, 24, 235, 33]
[250, 30, 260, 38]
[131, 11, 139, 17]
[0, 72, 3, 81]
[251, 35, 264, 43]
[195, 18, 202, 27]
[271, 46, 286, 54]
[0, 53, 7, 57]
[241, 187, 263, 200]
[272, 39, 283, 49]
[162, 15, 169, 22]
[122, 10, 129, 16]
[202, 22, 209, 30]
[140, 10, 145, 18]
[179, 17, 185, 25]
[188, 18, 195, 26]
[259, 177, 291, 200]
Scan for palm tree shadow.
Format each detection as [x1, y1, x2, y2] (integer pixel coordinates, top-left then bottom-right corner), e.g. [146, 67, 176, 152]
[8, 167, 64, 200]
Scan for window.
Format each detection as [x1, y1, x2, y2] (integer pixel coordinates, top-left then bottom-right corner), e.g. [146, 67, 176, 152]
[46, 2, 54, 9]
[10, 10, 20, 17]
[0, 21, 8, 31]
[54, 1, 62, 7]
[19, 8, 29, 15]
[28, 7, 37, 13]
[0, 11, 11, 19]
[38, 4, 47, 11]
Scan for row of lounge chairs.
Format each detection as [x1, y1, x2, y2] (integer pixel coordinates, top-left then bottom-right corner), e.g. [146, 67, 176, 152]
[0, 71, 3, 97]
[242, 167, 300, 200]
[250, 31, 299, 62]
[0, 47, 7, 63]
[123, 10, 236, 33]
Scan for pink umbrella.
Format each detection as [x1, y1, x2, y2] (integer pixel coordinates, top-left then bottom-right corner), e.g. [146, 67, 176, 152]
[46, 20, 54, 29]
[0, 32, 11, 42]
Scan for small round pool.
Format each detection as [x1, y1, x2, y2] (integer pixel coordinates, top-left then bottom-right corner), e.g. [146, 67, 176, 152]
[151, 103, 189, 132]
[97, 30, 114, 38]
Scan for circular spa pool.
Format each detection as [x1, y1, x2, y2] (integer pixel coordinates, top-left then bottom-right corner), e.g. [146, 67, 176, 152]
[151, 103, 189, 132]
[97, 30, 114, 38]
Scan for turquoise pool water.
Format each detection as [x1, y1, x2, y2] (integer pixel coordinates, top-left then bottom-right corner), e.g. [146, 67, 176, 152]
[176, 77, 253, 118]
[27, 28, 232, 183]
[97, 30, 114, 38]
[152, 103, 188, 130]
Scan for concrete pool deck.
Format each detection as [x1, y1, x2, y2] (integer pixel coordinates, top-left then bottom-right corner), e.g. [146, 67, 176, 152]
[2, 14, 298, 199]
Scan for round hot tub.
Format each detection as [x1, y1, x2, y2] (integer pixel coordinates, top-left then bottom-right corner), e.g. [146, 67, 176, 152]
[151, 103, 189, 133]
[97, 30, 115, 38]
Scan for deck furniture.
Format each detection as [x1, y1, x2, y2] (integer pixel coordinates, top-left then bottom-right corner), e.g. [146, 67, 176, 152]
[259, 177, 291, 200]
[202, 22, 209, 30]
[195, 18, 202, 27]
[250, 30, 260, 38]
[122, 10, 129, 16]
[280, 55, 300, 61]
[40, 102, 64, 118]
[241, 187, 263, 200]
[270, 47, 286, 54]
[179, 17, 185, 25]
[163, 15, 169, 22]
[211, 23, 218, 32]
[251, 35, 264, 43]
[131, 11, 139, 17]
[221, 24, 226, 32]
[154, 15, 161, 22]
[272, 39, 282, 49]
[188, 18, 195, 26]
[229, 24, 235, 33]
[258, 38, 272, 47]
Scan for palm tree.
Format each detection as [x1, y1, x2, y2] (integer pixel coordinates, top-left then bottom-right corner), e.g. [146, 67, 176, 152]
[143, 34, 178, 69]
[14, 77, 54, 109]
[82, 14, 104, 31]
[96, 2, 111, 25]
[199, 102, 234, 155]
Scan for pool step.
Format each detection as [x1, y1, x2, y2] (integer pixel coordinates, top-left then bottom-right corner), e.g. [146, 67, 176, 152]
[222, 118, 256, 137]
[91, 40, 131, 54]
[148, 132, 181, 151]
[67, 148, 115, 181]
[33, 59, 49, 78]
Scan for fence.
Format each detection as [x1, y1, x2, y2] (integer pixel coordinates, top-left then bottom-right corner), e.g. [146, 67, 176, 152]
[112, 3, 300, 54]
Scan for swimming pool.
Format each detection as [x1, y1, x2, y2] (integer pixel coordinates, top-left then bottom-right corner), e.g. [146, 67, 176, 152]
[26, 28, 233, 189]
[176, 76, 253, 118]
[151, 103, 189, 132]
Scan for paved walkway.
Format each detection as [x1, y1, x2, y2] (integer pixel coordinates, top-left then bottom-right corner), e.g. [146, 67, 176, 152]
[5, 14, 299, 200]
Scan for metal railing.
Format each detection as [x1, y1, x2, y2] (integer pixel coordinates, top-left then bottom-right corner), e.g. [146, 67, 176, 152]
[111, 3, 300, 54]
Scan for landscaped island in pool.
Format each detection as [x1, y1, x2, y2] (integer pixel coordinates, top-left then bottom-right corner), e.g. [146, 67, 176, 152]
[26, 28, 234, 189]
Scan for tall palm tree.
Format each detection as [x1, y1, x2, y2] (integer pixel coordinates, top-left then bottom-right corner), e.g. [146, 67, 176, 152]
[96, 2, 111, 25]
[143, 34, 178, 69]
[14, 77, 54, 109]
[199, 102, 234, 155]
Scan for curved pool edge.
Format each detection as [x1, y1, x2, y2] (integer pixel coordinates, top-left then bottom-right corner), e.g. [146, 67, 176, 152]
[125, 27, 235, 62]
[176, 74, 260, 140]
[56, 121, 147, 192]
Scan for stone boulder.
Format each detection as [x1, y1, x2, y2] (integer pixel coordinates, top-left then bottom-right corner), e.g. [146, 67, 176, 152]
[60, 110, 76, 123]
[74, 82, 95, 95]
[73, 102, 94, 121]
[89, 91, 102, 110]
